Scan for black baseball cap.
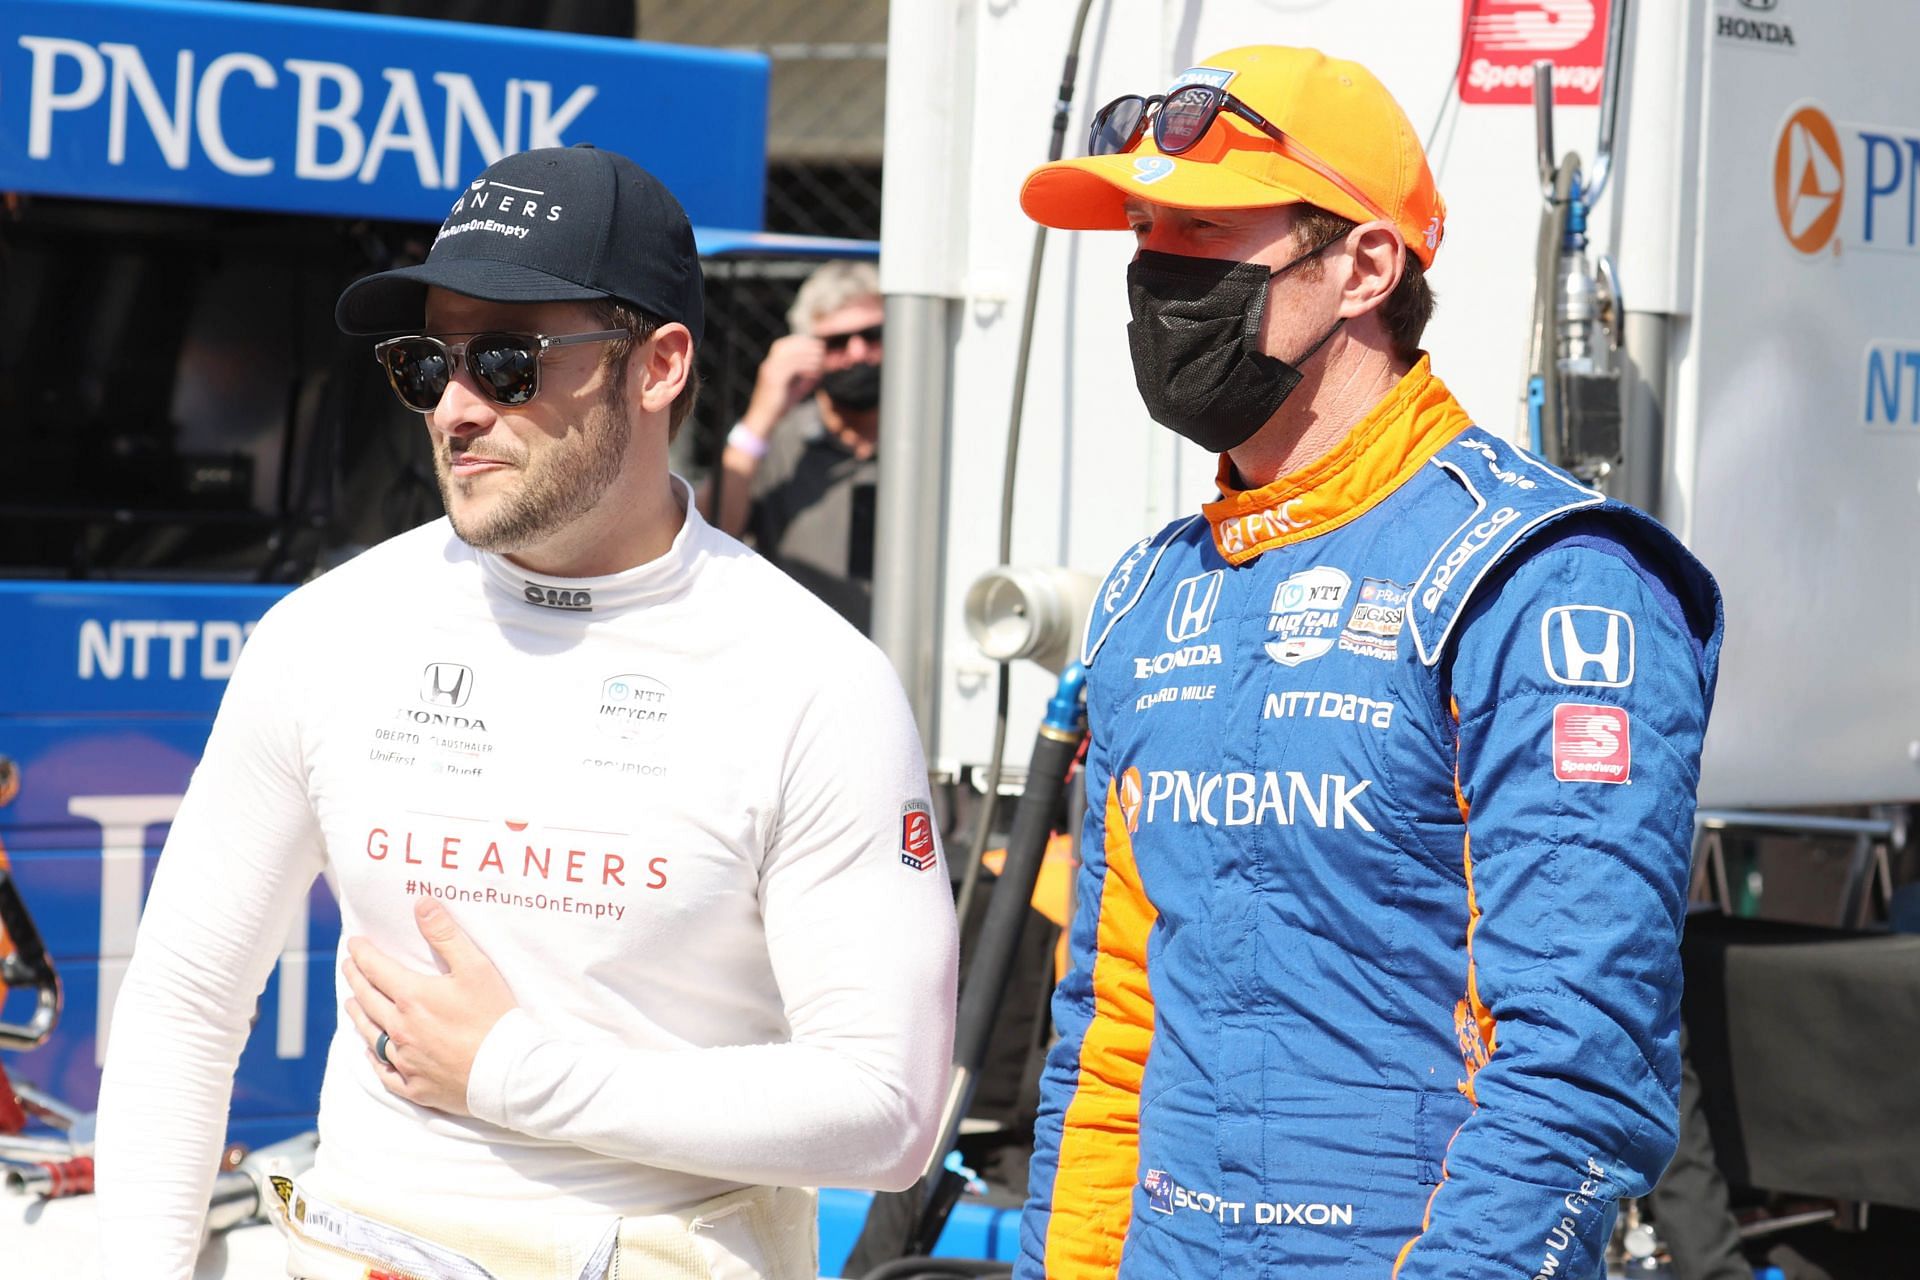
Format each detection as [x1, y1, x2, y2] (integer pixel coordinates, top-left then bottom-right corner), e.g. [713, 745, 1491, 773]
[336, 143, 705, 344]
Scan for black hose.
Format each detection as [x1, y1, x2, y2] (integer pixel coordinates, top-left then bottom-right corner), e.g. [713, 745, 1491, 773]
[953, 0, 1100, 956]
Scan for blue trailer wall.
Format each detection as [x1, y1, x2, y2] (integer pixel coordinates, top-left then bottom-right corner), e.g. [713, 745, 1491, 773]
[0, 582, 317, 1148]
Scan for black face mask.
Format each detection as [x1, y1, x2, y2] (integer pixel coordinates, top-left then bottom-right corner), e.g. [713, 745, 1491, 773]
[1125, 243, 1344, 453]
[820, 361, 882, 412]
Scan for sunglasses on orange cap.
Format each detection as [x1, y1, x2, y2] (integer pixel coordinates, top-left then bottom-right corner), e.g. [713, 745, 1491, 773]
[1087, 85, 1392, 226]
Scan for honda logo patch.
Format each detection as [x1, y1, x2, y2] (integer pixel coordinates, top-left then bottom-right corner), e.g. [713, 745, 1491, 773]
[1541, 605, 1634, 687]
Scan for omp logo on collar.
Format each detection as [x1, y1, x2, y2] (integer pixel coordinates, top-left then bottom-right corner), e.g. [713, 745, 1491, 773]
[523, 582, 592, 611]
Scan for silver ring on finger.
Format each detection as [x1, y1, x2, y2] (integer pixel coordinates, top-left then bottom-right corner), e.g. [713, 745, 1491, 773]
[374, 1030, 395, 1068]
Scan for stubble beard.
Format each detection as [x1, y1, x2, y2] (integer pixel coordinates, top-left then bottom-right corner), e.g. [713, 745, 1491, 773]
[436, 387, 631, 554]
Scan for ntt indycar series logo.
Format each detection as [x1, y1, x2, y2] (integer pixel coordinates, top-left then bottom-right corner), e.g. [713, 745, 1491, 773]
[1141, 1170, 1355, 1228]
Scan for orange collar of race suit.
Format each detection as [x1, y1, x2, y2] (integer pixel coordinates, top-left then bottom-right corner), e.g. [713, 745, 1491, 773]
[1201, 355, 1472, 566]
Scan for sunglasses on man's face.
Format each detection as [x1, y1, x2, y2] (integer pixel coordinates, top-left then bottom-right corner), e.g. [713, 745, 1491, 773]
[373, 329, 627, 413]
[819, 323, 883, 354]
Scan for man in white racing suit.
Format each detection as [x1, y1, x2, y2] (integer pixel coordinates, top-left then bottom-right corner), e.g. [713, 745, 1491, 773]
[92, 144, 958, 1280]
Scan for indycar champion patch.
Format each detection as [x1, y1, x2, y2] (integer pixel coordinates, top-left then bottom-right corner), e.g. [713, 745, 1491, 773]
[1552, 703, 1631, 783]
[900, 801, 936, 871]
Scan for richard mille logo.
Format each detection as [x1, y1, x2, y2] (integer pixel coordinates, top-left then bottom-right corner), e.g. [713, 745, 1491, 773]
[420, 663, 473, 707]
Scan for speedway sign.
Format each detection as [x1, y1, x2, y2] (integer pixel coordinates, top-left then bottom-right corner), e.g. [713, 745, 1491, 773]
[0, 0, 768, 228]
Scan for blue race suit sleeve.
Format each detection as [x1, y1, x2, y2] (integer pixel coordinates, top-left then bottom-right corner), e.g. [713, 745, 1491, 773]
[1397, 531, 1719, 1280]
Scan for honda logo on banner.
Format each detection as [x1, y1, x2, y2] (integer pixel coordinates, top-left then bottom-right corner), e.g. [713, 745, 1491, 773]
[1458, 0, 1611, 106]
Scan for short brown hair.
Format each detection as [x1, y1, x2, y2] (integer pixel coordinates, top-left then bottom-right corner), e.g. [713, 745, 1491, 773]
[1290, 206, 1435, 364]
[591, 299, 702, 441]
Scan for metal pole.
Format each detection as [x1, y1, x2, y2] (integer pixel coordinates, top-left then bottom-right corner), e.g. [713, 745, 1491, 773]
[872, 0, 974, 750]
[871, 294, 952, 744]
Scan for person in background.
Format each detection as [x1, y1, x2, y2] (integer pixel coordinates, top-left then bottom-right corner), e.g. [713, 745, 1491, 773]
[710, 260, 883, 631]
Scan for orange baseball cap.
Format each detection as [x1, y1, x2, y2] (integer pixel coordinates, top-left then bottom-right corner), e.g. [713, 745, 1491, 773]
[1021, 46, 1446, 267]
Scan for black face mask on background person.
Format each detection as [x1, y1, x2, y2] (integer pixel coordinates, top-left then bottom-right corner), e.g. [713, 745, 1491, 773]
[1125, 241, 1344, 454]
[819, 361, 882, 413]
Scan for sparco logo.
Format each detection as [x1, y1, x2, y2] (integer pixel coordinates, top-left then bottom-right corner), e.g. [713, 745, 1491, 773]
[1421, 507, 1520, 612]
[420, 662, 473, 707]
[524, 583, 592, 611]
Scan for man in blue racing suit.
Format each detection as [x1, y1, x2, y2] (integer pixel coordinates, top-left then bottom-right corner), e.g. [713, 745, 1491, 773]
[1014, 45, 1723, 1280]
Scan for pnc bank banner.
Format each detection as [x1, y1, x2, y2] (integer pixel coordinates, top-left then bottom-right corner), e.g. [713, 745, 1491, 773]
[0, 0, 768, 228]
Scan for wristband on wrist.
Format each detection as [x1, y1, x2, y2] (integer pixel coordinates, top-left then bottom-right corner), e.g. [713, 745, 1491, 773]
[727, 423, 769, 460]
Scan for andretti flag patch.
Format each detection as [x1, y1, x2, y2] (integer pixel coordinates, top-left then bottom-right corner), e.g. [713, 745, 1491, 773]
[1553, 703, 1631, 783]
[901, 801, 937, 871]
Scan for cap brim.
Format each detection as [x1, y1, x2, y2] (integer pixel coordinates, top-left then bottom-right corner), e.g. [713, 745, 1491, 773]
[335, 258, 609, 335]
[1020, 152, 1321, 230]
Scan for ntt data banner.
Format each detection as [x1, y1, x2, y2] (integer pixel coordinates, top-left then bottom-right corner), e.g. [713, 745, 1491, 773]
[0, 0, 768, 228]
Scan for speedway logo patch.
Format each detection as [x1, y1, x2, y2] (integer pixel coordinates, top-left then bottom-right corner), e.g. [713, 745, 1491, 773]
[1553, 703, 1631, 783]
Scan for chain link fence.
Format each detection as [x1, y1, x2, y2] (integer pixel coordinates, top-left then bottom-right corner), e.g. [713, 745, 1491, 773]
[637, 1, 889, 470]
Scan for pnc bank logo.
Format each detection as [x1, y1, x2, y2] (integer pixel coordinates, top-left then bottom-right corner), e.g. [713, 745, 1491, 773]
[1117, 767, 1144, 834]
[1775, 104, 1844, 255]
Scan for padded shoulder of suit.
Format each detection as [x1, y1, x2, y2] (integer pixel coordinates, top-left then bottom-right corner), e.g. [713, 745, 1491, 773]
[1404, 430, 1606, 666]
[1081, 514, 1207, 666]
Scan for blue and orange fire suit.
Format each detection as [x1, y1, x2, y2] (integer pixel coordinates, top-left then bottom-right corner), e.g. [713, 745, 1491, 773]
[1018, 358, 1723, 1279]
